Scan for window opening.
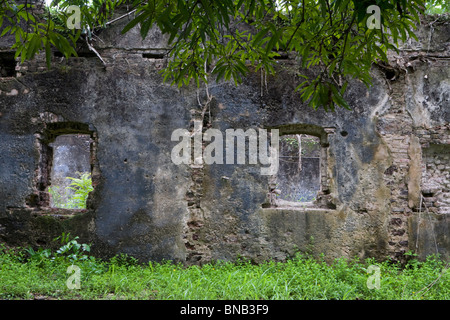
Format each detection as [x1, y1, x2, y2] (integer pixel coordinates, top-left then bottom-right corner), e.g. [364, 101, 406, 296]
[264, 125, 336, 209]
[142, 52, 166, 59]
[0, 52, 17, 77]
[47, 134, 93, 209]
[276, 134, 321, 204]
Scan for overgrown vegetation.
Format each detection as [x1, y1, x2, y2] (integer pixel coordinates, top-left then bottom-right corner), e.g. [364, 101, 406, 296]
[0, 235, 448, 300]
[1, 0, 447, 111]
[426, 0, 450, 14]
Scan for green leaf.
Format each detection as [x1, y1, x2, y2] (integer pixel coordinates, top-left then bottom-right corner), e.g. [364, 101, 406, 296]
[252, 27, 270, 46]
[374, 44, 388, 62]
[213, 64, 227, 82]
[265, 26, 282, 55]
[140, 17, 153, 39]
[330, 84, 350, 110]
[122, 11, 148, 35]
[45, 40, 51, 69]
[25, 34, 41, 60]
[1, 26, 11, 37]
[300, 83, 315, 102]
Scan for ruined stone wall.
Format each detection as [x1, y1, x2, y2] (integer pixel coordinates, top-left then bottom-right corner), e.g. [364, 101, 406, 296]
[0, 11, 449, 264]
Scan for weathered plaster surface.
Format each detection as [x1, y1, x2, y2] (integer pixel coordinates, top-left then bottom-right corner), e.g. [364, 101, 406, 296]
[0, 12, 449, 263]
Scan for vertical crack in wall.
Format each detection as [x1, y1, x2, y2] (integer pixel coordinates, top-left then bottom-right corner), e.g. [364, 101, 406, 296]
[408, 135, 422, 210]
[183, 89, 213, 264]
[380, 73, 415, 262]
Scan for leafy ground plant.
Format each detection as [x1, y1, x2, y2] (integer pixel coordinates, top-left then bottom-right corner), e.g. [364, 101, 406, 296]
[48, 172, 93, 209]
[52, 232, 92, 262]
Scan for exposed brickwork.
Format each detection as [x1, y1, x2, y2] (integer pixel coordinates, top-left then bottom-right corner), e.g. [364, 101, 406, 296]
[378, 69, 450, 261]
[418, 126, 450, 215]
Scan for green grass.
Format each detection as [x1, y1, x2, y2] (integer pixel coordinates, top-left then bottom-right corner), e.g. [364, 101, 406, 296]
[0, 244, 449, 300]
